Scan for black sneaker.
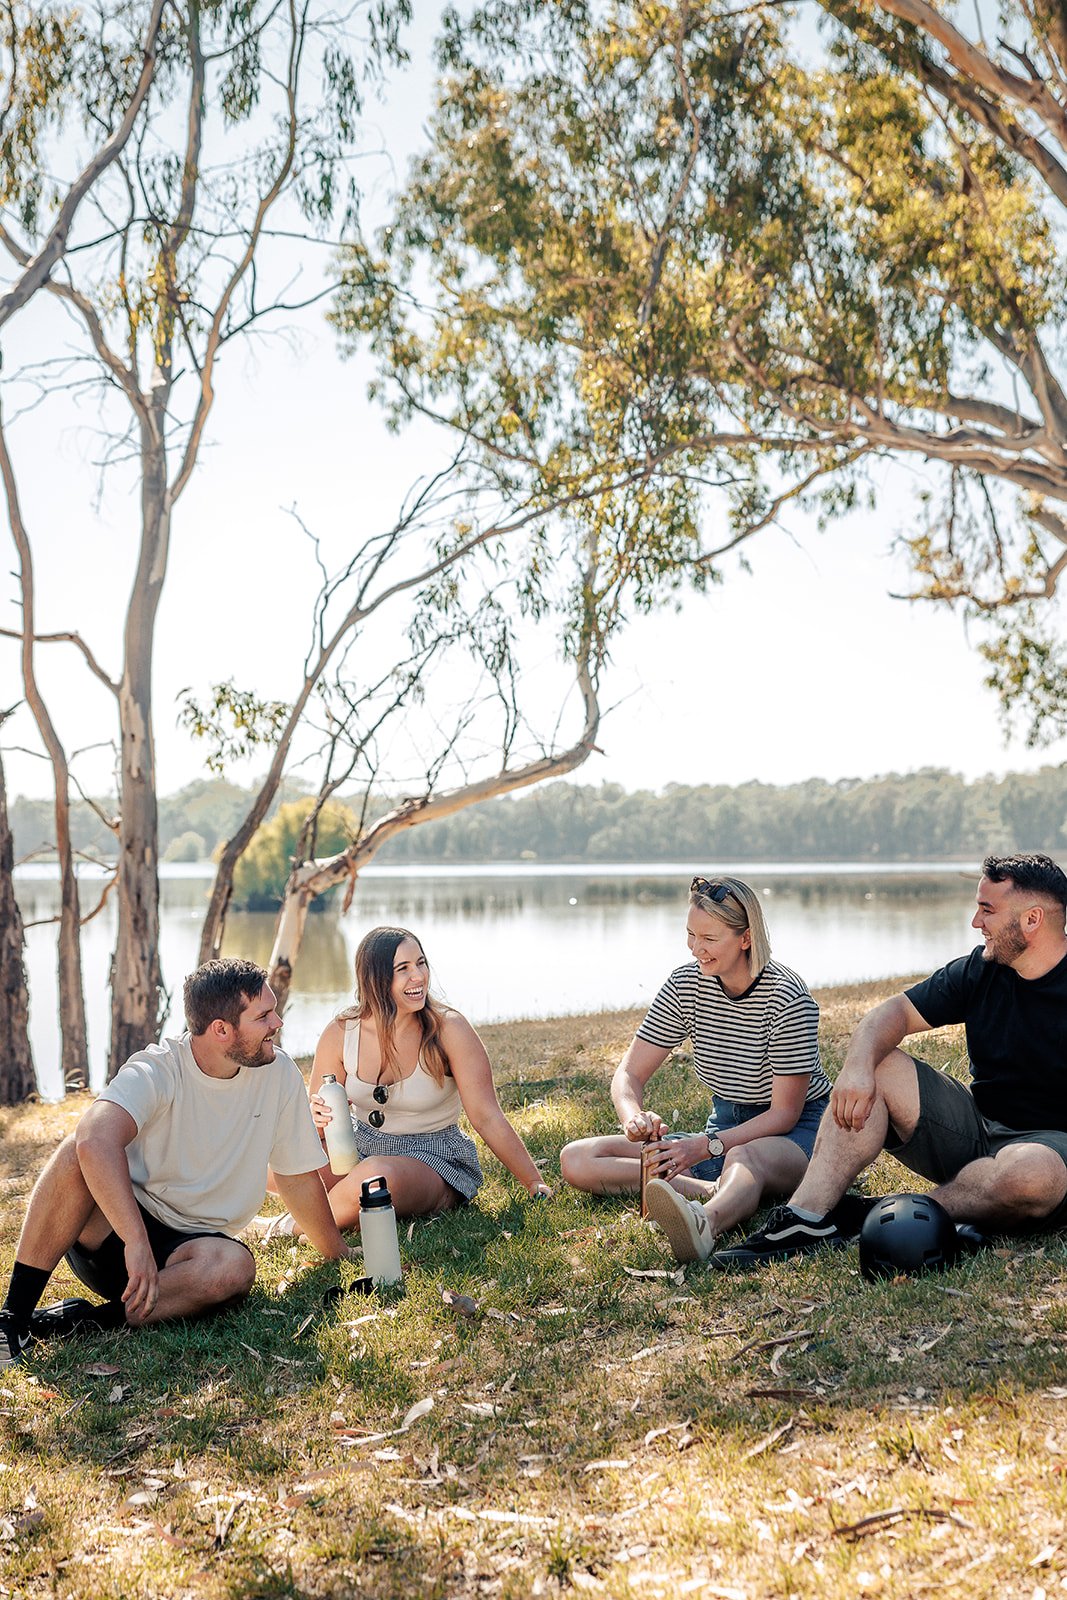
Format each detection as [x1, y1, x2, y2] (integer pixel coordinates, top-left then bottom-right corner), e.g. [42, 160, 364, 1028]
[709, 1203, 850, 1269]
[0, 1311, 31, 1369]
[29, 1298, 105, 1341]
[954, 1222, 990, 1255]
[830, 1191, 879, 1241]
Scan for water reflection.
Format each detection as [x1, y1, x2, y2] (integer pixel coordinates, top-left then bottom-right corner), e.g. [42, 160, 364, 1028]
[16, 861, 982, 1100]
[227, 911, 354, 991]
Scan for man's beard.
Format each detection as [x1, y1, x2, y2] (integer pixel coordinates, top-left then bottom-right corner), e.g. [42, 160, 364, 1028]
[983, 917, 1027, 965]
[225, 1035, 276, 1068]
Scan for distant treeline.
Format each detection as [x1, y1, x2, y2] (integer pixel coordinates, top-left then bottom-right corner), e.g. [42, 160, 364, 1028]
[372, 768, 1067, 863]
[10, 766, 1067, 866]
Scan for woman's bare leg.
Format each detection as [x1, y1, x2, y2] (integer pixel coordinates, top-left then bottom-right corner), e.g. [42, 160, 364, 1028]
[282, 1155, 458, 1237]
[560, 1135, 644, 1195]
[698, 1138, 810, 1238]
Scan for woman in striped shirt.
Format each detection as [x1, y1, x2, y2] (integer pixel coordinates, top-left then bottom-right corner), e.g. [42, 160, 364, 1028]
[560, 876, 830, 1263]
[249, 926, 550, 1240]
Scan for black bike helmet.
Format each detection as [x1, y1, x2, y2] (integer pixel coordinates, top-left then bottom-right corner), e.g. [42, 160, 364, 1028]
[858, 1192, 960, 1281]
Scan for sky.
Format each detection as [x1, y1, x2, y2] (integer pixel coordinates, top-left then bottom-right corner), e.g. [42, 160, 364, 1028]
[3, 5, 1067, 810]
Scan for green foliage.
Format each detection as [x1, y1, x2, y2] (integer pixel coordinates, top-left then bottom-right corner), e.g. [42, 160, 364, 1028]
[230, 797, 359, 909]
[178, 680, 293, 776]
[374, 767, 1067, 864]
[0, 4, 82, 233]
[333, 0, 1067, 739]
[161, 827, 207, 863]
[2, 0, 412, 403]
[16, 764, 1067, 870]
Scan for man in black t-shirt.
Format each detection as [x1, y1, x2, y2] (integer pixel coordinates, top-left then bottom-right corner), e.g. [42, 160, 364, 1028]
[713, 853, 1067, 1267]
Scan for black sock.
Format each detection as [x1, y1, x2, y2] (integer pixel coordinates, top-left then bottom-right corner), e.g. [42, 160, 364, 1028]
[2, 1263, 52, 1331]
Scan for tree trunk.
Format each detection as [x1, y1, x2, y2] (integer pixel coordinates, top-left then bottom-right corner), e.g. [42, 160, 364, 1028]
[0, 406, 90, 1089]
[55, 758, 90, 1091]
[108, 443, 168, 1078]
[266, 864, 318, 1013]
[0, 744, 36, 1104]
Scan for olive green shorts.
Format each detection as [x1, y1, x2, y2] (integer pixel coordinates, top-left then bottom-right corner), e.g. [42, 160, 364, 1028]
[885, 1058, 1067, 1231]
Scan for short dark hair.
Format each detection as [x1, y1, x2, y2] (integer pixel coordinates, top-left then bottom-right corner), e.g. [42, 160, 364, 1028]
[982, 853, 1067, 912]
[184, 958, 268, 1035]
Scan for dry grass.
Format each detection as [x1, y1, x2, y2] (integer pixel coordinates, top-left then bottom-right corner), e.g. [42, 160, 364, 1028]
[1, 980, 1066, 1599]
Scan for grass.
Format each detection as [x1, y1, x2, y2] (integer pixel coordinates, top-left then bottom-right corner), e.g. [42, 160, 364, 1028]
[1, 981, 1067, 1598]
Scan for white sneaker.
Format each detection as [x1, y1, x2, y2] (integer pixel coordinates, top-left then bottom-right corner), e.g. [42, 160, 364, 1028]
[244, 1212, 296, 1244]
[645, 1178, 715, 1263]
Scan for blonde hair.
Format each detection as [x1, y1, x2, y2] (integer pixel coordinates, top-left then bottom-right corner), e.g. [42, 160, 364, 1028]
[688, 875, 772, 977]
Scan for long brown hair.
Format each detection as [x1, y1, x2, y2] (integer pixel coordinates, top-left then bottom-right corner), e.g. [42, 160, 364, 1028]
[342, 926, 450, 1086]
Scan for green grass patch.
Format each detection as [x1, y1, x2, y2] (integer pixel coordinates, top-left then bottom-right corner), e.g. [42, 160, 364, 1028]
[2, 982, 1067, 1597]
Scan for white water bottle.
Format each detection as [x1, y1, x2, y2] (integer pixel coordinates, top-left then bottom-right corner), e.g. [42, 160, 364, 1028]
[319, 1075, 359, 1175]
[359, 1175, 402, 1286]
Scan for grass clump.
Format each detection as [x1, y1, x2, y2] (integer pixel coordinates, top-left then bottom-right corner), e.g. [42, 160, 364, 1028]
[1, 981, 1066, 1597]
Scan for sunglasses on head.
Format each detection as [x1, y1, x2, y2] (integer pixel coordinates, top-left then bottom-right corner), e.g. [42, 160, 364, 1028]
[690, 876, 737, 905]
[368, 1081, 389, 1128]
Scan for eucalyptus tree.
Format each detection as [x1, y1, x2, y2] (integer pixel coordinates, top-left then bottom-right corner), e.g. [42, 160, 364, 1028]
[337, 0, 1067, 744]
[0, 717, 34, 1105]
[0, 411, 92, 1087]
[187, 464, 621, 1014]
[0, 0, 409, 1077]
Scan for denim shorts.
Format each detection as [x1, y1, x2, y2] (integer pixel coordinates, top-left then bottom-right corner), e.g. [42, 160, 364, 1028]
[663, 1093, 830, 1183]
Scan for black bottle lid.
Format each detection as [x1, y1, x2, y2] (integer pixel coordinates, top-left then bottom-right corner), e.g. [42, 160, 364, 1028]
[360, 1175, 393, 1209]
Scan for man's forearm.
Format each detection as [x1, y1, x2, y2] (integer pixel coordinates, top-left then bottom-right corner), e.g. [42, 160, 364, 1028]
[841, 997, 911, 1078]
[275, 1172, 353, 1260]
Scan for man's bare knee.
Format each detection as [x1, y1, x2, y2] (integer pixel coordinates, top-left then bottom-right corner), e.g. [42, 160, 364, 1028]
[168, 1240, 257, 1312]
[34, 1133, 82, 1186]
[222, 1259, 256, 1307]
[207, 1246, 256, 1306]
[873, 1049, 921, 1135]
[994, 1150, 1066, 1218]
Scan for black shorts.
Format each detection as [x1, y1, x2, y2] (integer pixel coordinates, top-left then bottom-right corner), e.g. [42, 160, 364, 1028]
[885, 1058, 1067, 1230]
[65, 1202, 252, 1301]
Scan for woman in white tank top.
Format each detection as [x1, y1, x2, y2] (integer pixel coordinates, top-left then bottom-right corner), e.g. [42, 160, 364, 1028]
[251, 926, 550, 1240]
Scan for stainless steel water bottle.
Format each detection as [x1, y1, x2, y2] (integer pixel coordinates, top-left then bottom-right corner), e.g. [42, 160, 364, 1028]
[359, 1175, 402, 1285]
[319, 1074, 359, 1175]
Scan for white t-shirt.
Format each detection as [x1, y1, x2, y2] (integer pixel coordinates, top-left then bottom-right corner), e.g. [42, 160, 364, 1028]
[98, 1035, 327, 1236]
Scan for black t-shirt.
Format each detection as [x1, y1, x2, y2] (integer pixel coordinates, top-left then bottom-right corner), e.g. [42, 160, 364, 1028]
[906, 946, 1067, 1133]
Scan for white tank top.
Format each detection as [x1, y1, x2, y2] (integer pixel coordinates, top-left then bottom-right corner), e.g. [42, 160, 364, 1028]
[340, 1020, 463, 1134]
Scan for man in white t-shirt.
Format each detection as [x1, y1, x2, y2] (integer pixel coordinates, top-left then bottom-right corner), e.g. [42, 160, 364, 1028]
[0, 958, 356, 1366]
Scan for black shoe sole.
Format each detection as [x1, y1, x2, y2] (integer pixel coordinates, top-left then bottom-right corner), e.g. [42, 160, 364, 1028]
[708, 1234, 850, 1271]
[29, 1298, 100, 1340]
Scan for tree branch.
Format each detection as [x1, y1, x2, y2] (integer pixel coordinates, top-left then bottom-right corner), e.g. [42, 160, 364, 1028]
[0, 0, 167, 327]
[0, 626, 119, 694]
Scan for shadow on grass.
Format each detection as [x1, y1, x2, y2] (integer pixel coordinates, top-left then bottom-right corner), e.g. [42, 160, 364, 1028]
[5, 996, 1067, 1599]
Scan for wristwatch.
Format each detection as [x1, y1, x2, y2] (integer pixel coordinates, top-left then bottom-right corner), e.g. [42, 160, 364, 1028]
[706, 1134, 725, 1159]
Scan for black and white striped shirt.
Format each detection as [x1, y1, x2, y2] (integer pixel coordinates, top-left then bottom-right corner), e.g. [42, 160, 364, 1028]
[635, 959, 828, 1105]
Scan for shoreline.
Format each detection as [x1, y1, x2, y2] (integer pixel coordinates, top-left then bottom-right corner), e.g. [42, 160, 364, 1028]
[23, 975, 923, 1106]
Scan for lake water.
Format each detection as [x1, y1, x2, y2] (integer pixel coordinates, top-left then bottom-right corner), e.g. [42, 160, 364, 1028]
[15, 860, 984, 1099]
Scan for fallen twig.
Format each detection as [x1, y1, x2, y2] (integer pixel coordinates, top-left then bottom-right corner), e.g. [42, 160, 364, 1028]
[742, 1418, 794, 1460]
[734, 1328, 812, 1360]
[833, 1506, 976, 1540]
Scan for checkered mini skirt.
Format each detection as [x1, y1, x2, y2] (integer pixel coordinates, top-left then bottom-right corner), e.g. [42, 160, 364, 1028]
[354, 1119, 484, 1202]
